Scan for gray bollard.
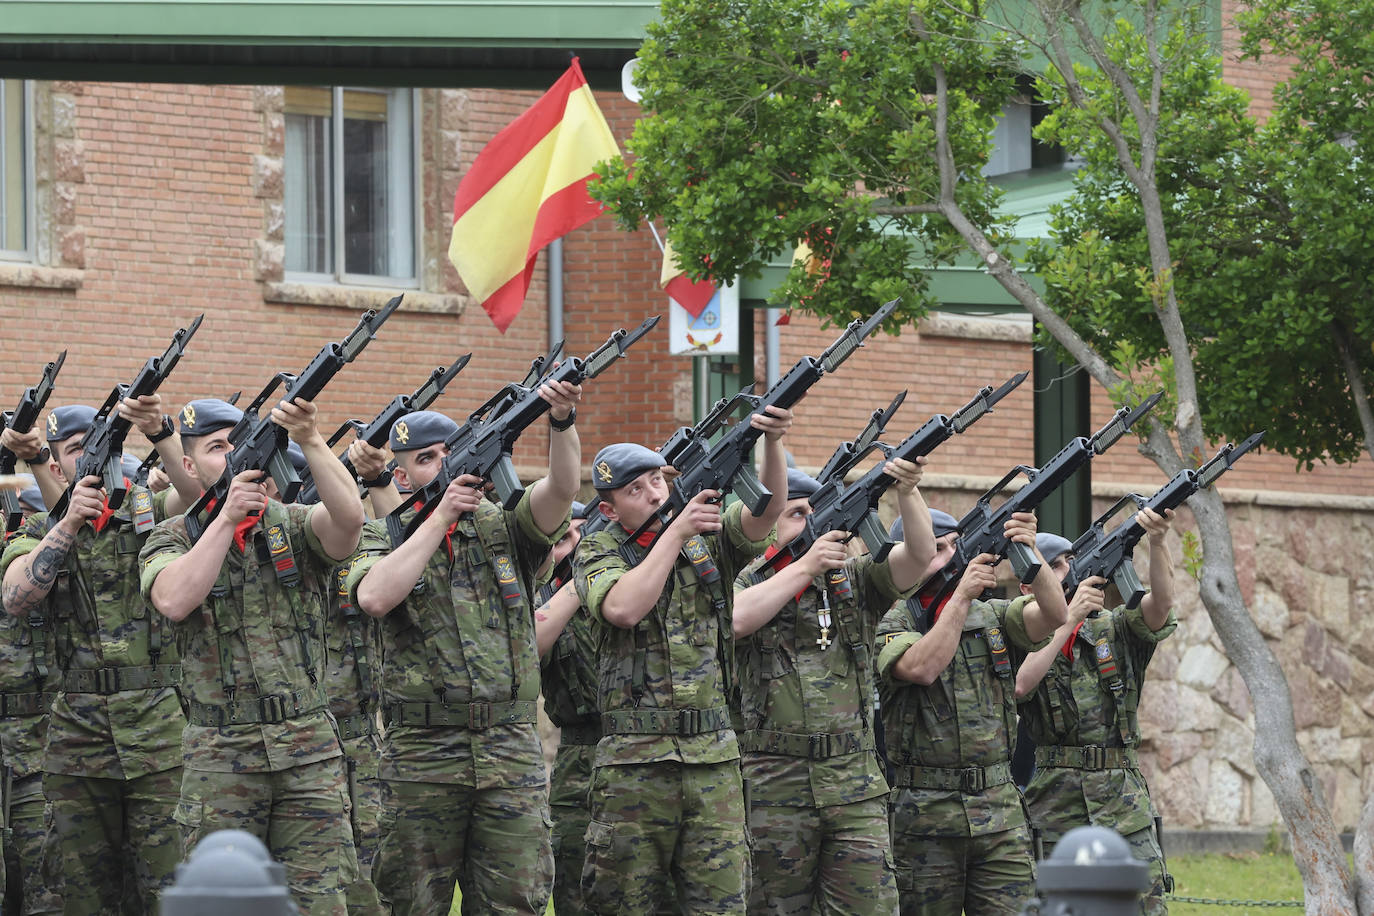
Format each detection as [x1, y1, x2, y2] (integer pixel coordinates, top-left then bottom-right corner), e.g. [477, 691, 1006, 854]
[161, 829, 298, 916]
[1033, 825, 1151, 916]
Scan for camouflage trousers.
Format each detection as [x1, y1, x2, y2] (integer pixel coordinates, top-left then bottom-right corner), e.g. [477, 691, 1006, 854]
[5, 772, 61, 914]
[340, 732, 387, 916]
[549, 742, 596, 916]
[747, 796, 898, 915]
[175, 757, 358, 916]
[45, 767, 183, 914]
[582, 760, 749, 915]
[372, 778, 553, 916]
[1037, 822, 1168, 916]
[888, 815, 1034, 916]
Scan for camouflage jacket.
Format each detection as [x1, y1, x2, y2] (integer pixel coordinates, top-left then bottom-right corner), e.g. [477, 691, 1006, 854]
[573, 500, 772, 769]
[539, 586, 599, 732]
[876, 594, 1040, 837]
[0, 611, 56, 779]
[1019, 603, 1177, 836]
[322, 562, 380, 738]
[734, 552, 911, 808]
[2, 487, 183, 779]
[344, 492, 563, 787]
[139, 498, 342, 773]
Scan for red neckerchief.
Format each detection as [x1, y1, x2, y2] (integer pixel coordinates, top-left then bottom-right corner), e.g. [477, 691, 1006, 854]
[919, 591, 953, 624]
[1062, 621, 1087, 660]
[90, 477, 131, 534]
[202, 495, 265, 553]
[621, 524, 657, 549]
[409, 497, 460, 561]
[762, 544, 810, 602]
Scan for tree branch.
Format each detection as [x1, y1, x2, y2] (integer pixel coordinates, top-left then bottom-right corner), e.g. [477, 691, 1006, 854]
[1330, 320, 1374, 464]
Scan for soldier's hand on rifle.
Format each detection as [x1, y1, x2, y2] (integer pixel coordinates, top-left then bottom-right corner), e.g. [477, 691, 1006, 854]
[800, 529, 849, 578]
[271, 398, 321, 445]
[347, 439, 392, 481]
[0, 427, 45, 462]
[118, 393, 167, 439]
[434, 474, 486, 526]
[955, 554, 999, 601]
[1004, 511, 1039, 550]
[749, 405, 794, 441]
[61, 475, 107, 533]
[538, 377, 583, 424]
[1138, 507, 1173, 543]
[223, 470, 269, 524]
[1068, 576, 1107, 624]
[147, 465, 171, 494]
[666, 489, 722, 542]
[883, 456, 926, 494]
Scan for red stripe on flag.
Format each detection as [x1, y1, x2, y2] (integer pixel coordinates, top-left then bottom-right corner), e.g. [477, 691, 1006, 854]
[666, 274, 716, 318]
[453, 61, 590, 216]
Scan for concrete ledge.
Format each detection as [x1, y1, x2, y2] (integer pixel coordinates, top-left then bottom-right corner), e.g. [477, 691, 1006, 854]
[0, 261, 83, 290]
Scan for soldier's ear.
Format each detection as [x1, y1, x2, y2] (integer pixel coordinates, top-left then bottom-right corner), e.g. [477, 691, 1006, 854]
[597, 497, 617, 523]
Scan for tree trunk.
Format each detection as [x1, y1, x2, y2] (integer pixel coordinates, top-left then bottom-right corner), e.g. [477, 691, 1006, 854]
[1185, 488, 1355, 914]
[1331, 322, 1374, 464]
[1356, 795, 1374, 916]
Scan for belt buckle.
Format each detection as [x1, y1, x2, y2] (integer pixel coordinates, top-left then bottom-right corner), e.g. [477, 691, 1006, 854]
[95, 668, 117, 694]
[960, 767, 985, 793]
[469, 702, 491, 730]
[678, 708, 701, 735]
[259, 694, 287, 724]
[1086, 746, 1104, 769]
[808, 734, 829, 759]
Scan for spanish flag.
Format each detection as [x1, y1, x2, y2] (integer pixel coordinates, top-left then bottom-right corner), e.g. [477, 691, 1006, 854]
[660, 238, 717, 319]
[449, 59, 621, 332]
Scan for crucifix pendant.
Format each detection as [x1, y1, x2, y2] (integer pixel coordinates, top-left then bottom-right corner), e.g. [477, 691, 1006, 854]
[816, 627, 832, 650]
[817, 594, 833, 650]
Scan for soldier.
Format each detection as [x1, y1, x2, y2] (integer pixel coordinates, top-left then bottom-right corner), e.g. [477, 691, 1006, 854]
[1014, 515, 1177, 915]
[1, 399, 194, 913]
[572, 409, 790, 916]
[732, 463, 935, 915]
[534, 500, 595, 916]
[139, 397, 365, 916]
[876, 508, 1068, 916]
[346, 386, 582, 916]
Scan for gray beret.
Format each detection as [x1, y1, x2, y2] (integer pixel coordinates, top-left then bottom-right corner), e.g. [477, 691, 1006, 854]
[592, 443, 665, 491]
[786, 469, 820, 500]
[45, 405, 96, 443]
[1036, 532, 1074, 565]
[16, 475, 43, 512]
[179, 399, 243, 437]
[390, 411, 458, 453]
[893, 510, 960, 540]
[120, 453, 143, 483]
[571, 500, 590, 520]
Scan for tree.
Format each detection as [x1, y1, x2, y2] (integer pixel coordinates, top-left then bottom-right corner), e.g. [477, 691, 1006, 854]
[592, 0, 1367, 911]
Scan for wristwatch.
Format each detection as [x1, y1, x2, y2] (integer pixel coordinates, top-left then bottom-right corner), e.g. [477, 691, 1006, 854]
[148, 416, 176, 443]
[33, 446, 50, 465]
[549, 409, 577, 432]
[361, 469, 394, 489]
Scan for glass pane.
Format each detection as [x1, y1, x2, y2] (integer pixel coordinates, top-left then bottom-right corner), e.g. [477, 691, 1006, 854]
[342, 88, 414, 279]
[284, 86, 333, 274]
[1, 80, 27, 254]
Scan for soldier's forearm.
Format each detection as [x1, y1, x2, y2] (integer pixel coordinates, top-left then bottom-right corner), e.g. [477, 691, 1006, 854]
[2, 525, 76, 616]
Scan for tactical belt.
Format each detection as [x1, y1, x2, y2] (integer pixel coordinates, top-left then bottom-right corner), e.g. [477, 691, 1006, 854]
[891, 761, 1014, 792]
[335, 710, 375, 741]
[601, 706, 731, 737]
[1035, 745, 1138, 770]
[186, 686, 329, 727]
[386, 699, 536, 731]
[558, 723, 602, 746]
[0, 691, 55, 718]
[740, 728, 874, 759]
[62, 664, 181, 695]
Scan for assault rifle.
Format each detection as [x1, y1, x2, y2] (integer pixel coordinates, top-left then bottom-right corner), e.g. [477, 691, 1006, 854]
[184, 297, 401, 540]
[297, 354, 471, 504]
[623, 298, 899, 548]
[765, 372, 1028, 570]
[914, 391, 1163, 612]
[1, 351, 67, 533]
[1062, 431, 1264, 607]
[48, 316, 204, 523]
[388, 316, 659, 544]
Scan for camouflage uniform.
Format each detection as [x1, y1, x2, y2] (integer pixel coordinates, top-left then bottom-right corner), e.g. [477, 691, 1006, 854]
[0, 610, 61, 914]
[342, 493, 564, 916]
[537, 579, 599, 916]
[324, 563, 386, 915]
[1, 486, 184, 914]
[1018, 604, 1178, 915]
[138, 499, 358, 916]
[573, 500, 770, 915]
[876, 595, 1043, 916]
[734, 552, 909, 915]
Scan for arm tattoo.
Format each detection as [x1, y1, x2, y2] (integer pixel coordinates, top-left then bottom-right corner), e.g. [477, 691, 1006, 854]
[4, 527, 74, 614]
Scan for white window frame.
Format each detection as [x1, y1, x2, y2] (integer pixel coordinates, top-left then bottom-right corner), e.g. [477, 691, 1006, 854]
[285, 86, 421, 289]
[0, 80, 36, 263]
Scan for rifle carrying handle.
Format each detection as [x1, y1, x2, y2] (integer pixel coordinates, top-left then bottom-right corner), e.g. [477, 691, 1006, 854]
[1115, 559, 1146, 610]
[1009, 540, 1041, 584]
[490, 456, 525, 510]
[859, 512, 892, 564]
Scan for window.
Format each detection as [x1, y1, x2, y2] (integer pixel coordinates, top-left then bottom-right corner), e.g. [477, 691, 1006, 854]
[984, 80, 1075, 178]
[0, 79, 32, 261]
[284, 86, 417, 286]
